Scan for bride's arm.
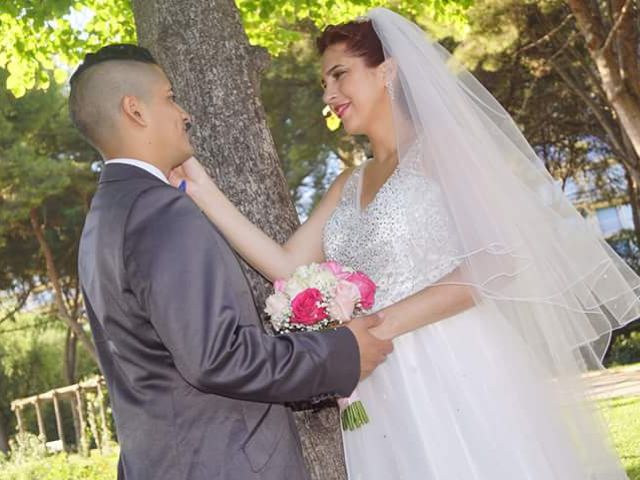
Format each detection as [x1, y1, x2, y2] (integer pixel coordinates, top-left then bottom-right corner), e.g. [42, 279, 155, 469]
[170, 157, 353, 281]
[371, 269, 475, 340]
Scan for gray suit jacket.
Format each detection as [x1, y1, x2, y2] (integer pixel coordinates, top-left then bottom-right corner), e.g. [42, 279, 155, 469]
[78, 164, 359, 479]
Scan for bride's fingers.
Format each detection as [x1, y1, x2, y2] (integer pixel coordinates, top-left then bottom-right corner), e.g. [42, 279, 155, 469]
[168, 172, 182, 188]
[182, 157, 208, 178]
[168, 166, 186, 187]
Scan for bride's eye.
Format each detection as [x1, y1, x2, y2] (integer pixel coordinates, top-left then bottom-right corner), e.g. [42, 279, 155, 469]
[333, 70, 346, 80]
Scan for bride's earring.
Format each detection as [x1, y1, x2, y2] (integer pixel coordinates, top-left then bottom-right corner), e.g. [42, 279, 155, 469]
[385, 79, 395, 101]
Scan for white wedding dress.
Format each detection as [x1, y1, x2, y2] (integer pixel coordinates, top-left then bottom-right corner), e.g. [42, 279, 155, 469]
[323, 154, 628, 479]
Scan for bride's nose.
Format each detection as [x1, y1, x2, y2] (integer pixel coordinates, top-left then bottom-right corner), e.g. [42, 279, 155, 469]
[323, 87, 338, 106]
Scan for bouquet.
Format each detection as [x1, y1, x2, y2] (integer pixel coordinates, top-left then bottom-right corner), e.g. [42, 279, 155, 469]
[264, 261, 376, 430]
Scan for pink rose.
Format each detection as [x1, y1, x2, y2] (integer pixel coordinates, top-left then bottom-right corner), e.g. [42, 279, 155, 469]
[321, 261, 351, 279]
[291, 288, 328, 326]
[346, 272, 376, 309]
[273, 279, 286, 293]
[328, 280, 361, 322]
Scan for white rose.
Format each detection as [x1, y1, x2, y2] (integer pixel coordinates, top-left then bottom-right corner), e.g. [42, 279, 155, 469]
[265, 292, 290, 319]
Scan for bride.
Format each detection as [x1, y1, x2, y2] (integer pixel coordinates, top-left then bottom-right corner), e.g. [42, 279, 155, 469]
[171, 8, 637, 479]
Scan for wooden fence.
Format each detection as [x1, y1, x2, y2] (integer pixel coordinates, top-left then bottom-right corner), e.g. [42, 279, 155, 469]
[10, 376, 112, 454]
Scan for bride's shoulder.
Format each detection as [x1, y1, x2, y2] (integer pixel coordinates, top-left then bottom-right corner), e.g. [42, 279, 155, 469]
[326, 165, 358, 197]
[310, 166, 358, 219]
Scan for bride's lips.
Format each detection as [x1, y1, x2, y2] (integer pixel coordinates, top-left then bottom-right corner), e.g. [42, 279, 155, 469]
[334, 103, 351, 118]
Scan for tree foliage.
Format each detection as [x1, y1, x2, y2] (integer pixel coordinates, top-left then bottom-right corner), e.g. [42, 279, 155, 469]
[1, 0, 471, 97]
[0, 0, 135, 97]
[0, 69, 96, 292]
[0, 68, 99, 374]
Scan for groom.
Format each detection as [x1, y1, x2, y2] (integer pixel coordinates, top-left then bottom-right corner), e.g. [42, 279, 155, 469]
[72, 44, 392, 480]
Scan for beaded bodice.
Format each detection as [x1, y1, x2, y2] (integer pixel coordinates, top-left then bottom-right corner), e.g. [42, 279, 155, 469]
[323, 156, 461, 310]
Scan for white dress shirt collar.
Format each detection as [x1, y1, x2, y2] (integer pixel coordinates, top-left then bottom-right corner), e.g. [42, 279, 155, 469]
[104, 158, 169, 184]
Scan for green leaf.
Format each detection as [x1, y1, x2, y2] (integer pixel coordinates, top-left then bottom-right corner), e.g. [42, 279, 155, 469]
[53, 68, 68, 84]
[6, 74, 26, 98]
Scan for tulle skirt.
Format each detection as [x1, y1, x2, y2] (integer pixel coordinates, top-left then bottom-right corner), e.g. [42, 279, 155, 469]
[342, 303, 628, 479]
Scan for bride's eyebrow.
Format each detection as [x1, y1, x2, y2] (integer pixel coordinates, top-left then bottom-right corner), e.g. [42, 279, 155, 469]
[324, 64, 346, 76]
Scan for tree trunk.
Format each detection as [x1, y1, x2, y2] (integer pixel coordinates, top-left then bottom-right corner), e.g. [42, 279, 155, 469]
[0, 419, 8, 454]
[624, 169, 640, 245]
[29, 208, 98, 362]
[567, 0, 640, 159]
[64, 328, 78, 385]
[131, 1, 346, 478]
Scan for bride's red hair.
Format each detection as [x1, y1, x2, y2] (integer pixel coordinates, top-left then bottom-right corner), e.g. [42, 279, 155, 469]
[316, 20, 385, 67]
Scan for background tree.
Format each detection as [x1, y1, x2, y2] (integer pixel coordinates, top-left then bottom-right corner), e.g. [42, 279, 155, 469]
[454, 0, 640, 239]
[0, 72, 105, 454]
[0, 69, 99, 366]
[566, 0, 640, 160]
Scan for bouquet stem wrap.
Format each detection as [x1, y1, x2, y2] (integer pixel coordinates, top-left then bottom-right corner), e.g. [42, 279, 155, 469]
[338, 389, 369, 431]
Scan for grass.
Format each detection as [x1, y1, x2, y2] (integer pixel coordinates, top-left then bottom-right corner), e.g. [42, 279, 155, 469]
[0, 449, 118, 480]
[600, 396, 640, 480]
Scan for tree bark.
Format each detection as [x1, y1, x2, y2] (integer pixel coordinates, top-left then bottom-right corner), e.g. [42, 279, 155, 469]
[29, 208, 98, 362]
[131, 1, 346, 478]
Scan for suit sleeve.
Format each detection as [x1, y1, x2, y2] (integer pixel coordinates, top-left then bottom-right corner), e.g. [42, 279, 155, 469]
[124, 185, 359, 403]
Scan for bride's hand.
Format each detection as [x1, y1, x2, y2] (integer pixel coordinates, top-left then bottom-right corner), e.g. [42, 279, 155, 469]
[368, 312, 396, 341]
[168, 156, 215, 199]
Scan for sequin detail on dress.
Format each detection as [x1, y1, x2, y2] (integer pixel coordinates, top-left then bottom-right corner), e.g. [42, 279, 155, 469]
[323, 149, 462, 310]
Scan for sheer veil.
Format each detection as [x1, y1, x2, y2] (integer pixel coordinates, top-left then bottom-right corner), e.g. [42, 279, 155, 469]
[368, 7, 640, 375]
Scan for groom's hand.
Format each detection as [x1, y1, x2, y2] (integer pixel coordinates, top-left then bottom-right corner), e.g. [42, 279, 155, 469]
[346, 314, 393, 381]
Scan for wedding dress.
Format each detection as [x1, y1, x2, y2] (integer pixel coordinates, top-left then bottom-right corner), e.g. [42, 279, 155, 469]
[323, 148, 629, 479]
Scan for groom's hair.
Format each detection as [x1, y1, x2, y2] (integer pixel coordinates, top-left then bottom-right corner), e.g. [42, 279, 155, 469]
[69, 44, 160, 150]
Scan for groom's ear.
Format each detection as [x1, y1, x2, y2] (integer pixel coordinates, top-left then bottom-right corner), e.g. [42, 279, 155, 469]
[121, 95, 148, 127]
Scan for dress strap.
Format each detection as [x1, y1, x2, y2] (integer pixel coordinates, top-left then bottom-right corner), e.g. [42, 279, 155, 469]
[340, 162, 367, 208]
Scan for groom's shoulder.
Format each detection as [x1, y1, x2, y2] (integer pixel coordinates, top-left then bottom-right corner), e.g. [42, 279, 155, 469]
[128, 182, 199, 219]
[123, 184, 224, 261]
[125, 183, 209, 238]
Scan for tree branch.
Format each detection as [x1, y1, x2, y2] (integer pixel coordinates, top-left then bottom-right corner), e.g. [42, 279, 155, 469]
[549, 30, 579, 62]
[602, 0, 634, 53]
[0, 318, 57, 335]
[612, 0, 640, 99]
[519, 14, 574, 53]
[567, 0, 607, 50]
[550, 58, 627, 156]
[568, 0, 624, 90]
[0, 286, 33, 325]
